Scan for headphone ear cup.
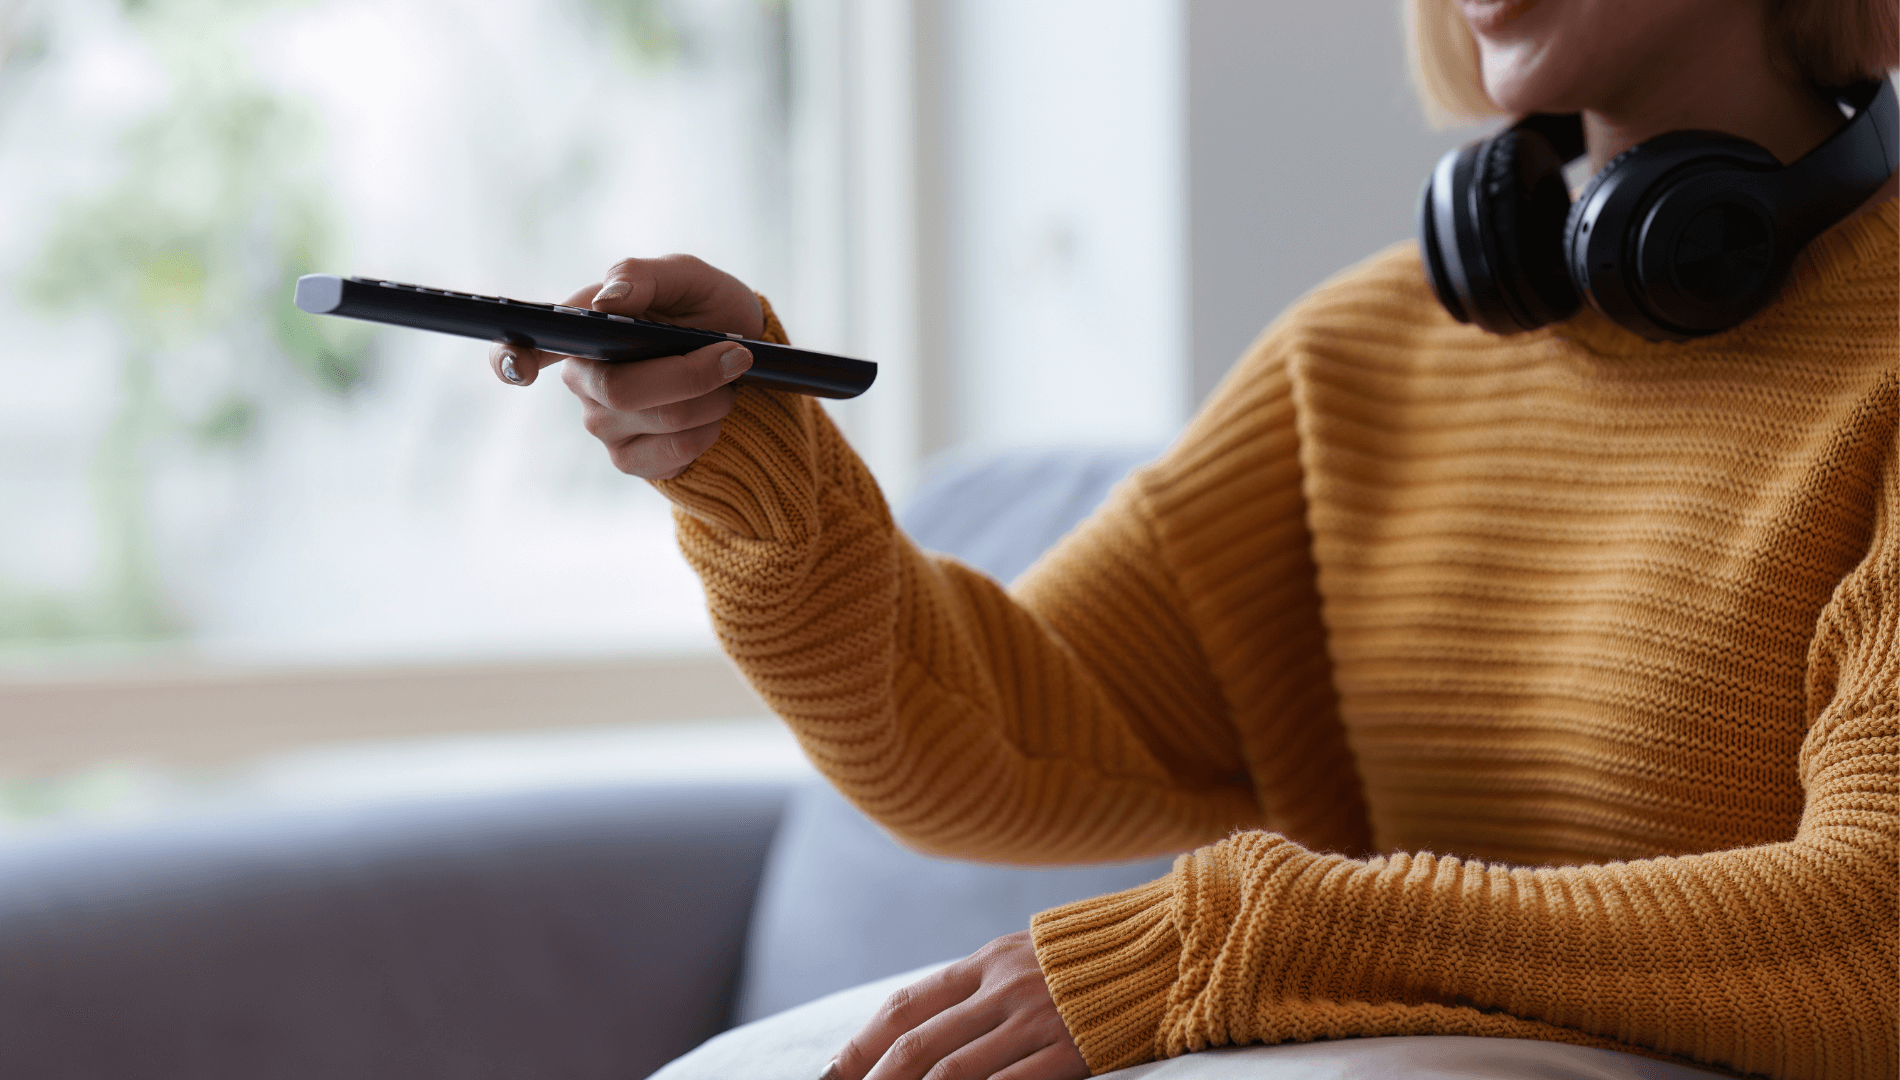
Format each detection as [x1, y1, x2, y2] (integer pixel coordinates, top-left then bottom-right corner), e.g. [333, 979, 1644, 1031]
[1562, 142, 1644, 310]
[1477, 130, 1580, 330]
[1419, 144, 1476, 325]
[1565, 133, 1784, 341]
[1421, 148, 1474, 325]
[1419, 128, 1578, 334]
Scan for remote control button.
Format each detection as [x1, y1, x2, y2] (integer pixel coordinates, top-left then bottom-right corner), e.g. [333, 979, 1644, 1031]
[554, 305, 588, 315]
[604, 313, 637, 323]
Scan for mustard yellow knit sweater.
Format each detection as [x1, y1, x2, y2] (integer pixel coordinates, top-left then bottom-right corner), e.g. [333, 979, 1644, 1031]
[657, 201, 1898, 1080]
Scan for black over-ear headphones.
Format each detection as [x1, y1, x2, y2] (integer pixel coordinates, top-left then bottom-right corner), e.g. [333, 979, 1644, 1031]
[1419, 79, 1898, 341]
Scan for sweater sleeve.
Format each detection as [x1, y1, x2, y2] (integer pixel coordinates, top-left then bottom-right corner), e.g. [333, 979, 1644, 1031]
[1030, 434, 1900, 1080]
[652, 300, 1362, 863]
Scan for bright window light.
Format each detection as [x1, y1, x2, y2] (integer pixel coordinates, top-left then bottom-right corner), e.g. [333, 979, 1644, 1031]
[0, 0, 794, 668]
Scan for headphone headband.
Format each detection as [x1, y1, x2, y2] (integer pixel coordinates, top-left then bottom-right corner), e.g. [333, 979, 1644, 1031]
[1768, 80, 1898, 240]
[1418, 78, 1898, 342]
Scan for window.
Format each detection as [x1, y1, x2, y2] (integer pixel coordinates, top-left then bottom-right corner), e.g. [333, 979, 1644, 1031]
[2, 1, 1471, 821]
[0, 0, 794, 668]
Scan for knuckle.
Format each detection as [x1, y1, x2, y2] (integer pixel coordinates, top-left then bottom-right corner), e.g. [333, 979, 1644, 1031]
[657, 432, 689, 468]
[563, 359, 604, 402]
[648, 400, 694, 433]
[579, 404, 614, 439]
[923, 1053, 976, 1080]
[884, 1030, 933, 1073]
[661, 430, 705, 471]
[878, 983, 922, 1021]
[598, 379, 646, 414]
[608, 440, 646, 477]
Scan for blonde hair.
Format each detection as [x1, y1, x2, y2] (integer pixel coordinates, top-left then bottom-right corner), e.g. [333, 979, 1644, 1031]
[1403, 0, 1501, 128]
[1404, 0, 1900, 129]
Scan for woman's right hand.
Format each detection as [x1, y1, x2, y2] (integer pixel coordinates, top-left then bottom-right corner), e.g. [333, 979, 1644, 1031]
[489, 253, 762, 481]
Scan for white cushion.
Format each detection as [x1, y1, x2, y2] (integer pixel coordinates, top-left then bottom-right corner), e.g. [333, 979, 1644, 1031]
[666, 965, 1723, 1080]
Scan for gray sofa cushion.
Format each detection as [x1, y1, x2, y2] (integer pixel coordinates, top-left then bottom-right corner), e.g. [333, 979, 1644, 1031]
[734, 782, 1175, 1024]
[0, 782, 788, 1080]
[898, 445, 1162, 583]
[734, 445, 1174, 1023]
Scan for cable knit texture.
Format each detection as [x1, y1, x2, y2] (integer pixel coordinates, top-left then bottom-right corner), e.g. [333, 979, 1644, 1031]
[657, 202, 1899, 1080]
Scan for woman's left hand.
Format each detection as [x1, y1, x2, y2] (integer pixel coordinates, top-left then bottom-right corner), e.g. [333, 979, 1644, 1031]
[824, 930, 1089, 1080]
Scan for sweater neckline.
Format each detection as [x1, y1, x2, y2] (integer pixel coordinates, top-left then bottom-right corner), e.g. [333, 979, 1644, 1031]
[1549, 197, 1898, 358]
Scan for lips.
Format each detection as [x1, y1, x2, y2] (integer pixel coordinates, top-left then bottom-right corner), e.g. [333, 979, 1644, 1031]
[1460, 0, 1537, 34]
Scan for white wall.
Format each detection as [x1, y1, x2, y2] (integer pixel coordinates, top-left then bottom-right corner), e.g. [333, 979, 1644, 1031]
[784, 0, 931, 498]
[934, 0, 1187, 455]
[1186, 2, 1487, 402]
[753, 0, 1501, 492]
[902, 1, 1491, 462]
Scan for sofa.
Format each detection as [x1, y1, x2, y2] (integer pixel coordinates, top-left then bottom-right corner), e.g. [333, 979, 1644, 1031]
[0, 446, 1170, 1080]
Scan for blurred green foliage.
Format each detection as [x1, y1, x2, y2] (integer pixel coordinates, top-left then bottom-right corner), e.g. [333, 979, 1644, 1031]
[0, 761, 197, 826]
[6, 0, 370, 647]
[582, 0, 682, 68]
[2, 0, 726, 652]
[27, 62, 372, 387]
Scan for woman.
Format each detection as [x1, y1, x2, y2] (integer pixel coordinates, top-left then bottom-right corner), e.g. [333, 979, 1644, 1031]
[493, 1, 1896, 1077]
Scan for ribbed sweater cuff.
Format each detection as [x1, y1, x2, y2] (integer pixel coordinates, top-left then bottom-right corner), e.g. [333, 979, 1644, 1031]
[652, 294, 821, 543]
[656, 385, 819, 541]
[1030, 873, 1182, 1074]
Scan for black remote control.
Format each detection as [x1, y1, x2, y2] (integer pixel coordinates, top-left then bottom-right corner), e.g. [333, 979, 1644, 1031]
[293, 274, 876, 399]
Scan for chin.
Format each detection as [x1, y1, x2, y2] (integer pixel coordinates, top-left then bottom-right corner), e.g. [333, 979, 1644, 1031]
[1473, 32, 1602, 116]
[1481, 64, 1561, 115]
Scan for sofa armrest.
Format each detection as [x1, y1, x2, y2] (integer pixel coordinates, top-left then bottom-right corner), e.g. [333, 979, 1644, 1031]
[0, 781, 790, 1080]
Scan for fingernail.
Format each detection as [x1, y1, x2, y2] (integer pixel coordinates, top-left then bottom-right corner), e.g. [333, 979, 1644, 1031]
[500, 353, 525, 384]
[595, 280, 630, 303]
[720, 347, 751, 380]
[816, 1059, 840, 1080]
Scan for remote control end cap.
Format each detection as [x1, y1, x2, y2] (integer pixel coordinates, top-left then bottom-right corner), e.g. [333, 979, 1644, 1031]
[294, 274, 344, 314]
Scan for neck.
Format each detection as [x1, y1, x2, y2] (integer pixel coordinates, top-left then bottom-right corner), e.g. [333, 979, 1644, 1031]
[1578, 16, 1844, 173]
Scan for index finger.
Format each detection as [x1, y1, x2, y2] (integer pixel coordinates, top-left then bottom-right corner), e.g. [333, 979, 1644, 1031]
[831, 963, 980, 1080]
[490, 282, 601, 386]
